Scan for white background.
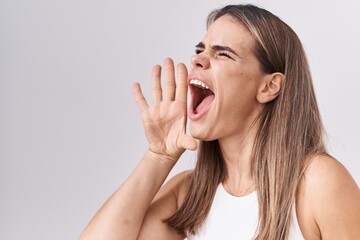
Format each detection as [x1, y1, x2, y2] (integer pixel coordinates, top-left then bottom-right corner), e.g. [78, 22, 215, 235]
[1, 0, 359, 239]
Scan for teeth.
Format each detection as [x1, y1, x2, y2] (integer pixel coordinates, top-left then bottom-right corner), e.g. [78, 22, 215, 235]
[190, 79, 210, 89]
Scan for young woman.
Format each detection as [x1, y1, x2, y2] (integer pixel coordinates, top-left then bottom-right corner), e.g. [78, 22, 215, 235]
[80, 4, 360, 240]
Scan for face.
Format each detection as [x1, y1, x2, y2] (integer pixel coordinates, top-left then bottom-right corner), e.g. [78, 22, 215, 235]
[188, 14, 268, 141]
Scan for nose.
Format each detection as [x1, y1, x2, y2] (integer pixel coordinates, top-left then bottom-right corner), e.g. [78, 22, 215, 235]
[190, 53, 210, 69]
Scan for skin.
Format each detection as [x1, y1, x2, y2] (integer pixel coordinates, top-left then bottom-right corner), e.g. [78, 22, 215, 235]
[79, 15, 360, 240]
[188, 15, 284, 193]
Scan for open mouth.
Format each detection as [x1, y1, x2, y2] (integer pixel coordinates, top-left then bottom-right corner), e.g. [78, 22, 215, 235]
[189, 79, 215, 118]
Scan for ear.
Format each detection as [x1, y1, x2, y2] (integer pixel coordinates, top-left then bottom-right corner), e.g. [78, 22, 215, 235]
[256, 72, 284, 104]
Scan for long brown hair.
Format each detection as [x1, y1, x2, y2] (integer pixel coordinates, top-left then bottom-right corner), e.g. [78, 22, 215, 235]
[166, 4, 327, 239]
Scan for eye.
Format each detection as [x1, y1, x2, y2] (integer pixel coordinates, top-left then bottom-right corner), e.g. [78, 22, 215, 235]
[218, 51, 233, 59]
[195, 49, 203, 55]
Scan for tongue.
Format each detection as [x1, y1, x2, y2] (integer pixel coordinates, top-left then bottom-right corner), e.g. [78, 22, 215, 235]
[195, 94, 215, 114]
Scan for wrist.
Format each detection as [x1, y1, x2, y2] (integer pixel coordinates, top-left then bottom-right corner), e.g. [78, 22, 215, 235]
[145, 149, 181, 166]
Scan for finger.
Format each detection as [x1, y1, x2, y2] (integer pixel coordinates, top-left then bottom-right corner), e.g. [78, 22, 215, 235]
[132, 82, 149, 112]
[175, 63, 188, 105]
[164, 58, 176, 101]
[152, 65, 162, 103]
[180, 134, 198, 151]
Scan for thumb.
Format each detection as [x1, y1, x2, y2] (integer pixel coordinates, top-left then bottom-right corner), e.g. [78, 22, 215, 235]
[180, 134, 198, 151]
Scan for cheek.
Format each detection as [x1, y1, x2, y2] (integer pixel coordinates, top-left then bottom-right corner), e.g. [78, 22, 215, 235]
[215, 79, 260, 125]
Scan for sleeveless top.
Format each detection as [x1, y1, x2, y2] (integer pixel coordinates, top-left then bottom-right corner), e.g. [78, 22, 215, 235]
[187, 183, 304, 240]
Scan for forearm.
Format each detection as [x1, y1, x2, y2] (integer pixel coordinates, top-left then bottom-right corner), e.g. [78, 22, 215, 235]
[79, 149, 179, 240]
[80, 59, 194, 239]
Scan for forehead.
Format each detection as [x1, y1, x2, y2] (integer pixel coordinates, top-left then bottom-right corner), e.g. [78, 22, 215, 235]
[203, 15, 255, 51]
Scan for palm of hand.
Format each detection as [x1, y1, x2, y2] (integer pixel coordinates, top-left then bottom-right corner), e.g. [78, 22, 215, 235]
[142, 101, 187, 158]
[133, 58, 197, 161]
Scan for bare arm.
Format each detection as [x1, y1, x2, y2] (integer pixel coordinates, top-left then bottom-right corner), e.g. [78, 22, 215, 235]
[297, 155, 360, 239]
[79, 58, 197, 240]
[137, 170, 192, 240]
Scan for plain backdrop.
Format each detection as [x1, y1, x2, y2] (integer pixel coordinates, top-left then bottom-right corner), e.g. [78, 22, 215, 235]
[1, 0, 359, 239]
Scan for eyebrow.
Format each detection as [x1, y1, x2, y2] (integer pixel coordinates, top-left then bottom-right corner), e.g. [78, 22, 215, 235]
[195, 42, 240, 57]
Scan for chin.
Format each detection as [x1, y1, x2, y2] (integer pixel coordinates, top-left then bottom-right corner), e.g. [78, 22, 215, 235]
[189, 122, 216, 142]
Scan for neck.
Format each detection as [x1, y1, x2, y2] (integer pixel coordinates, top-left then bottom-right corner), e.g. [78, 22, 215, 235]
[218, 121, 258, 196]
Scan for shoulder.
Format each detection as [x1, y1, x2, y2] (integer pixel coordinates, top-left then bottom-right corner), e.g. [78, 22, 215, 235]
[296, 154, 360, 239]
[300, 154, 359, 201]
[137, 170, 194, 240]
[155, 170, 193, 207]
[301, 154, 358, 190]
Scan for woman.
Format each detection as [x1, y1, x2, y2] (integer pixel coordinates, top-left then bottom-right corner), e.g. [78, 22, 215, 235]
[80, 4, 360, 240]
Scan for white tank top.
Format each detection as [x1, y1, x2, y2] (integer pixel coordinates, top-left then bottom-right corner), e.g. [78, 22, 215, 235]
[187, 183, 304, 240]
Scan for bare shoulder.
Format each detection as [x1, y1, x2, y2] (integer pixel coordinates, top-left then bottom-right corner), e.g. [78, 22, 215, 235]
[301, 154, 359, 200]
[154, 169, 193, 207]
[173, 170, 194, 206]
[297, 154, 360, 239]
[137, 170, 193, 240]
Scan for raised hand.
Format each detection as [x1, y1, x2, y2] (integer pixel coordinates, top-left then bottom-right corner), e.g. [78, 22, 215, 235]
[132, 58, 197, 161]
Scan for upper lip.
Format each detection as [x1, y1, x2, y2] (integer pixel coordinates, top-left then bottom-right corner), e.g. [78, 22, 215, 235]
[188, 74, 214, 93]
